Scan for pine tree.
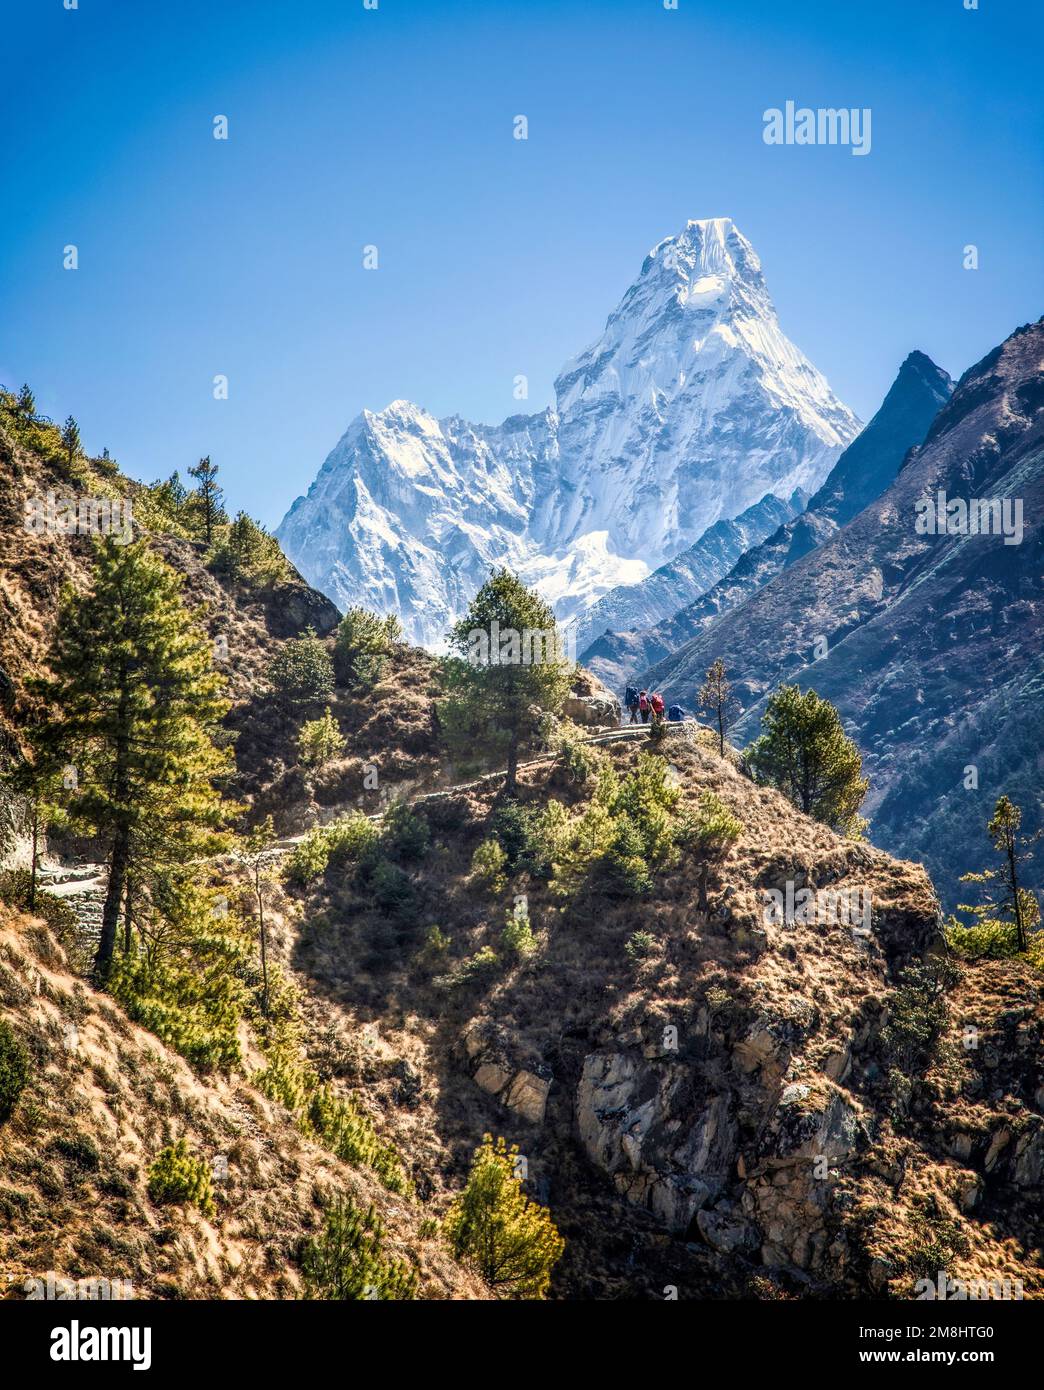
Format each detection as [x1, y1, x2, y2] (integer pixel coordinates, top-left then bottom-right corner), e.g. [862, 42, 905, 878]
[698, 657, 737, 756]
[444, 1134, 564, 1298]
[442, 569, 573, 792]
[16, 384, 36, 422]
[29, 540, 232, 984]
[958, 795, 1040, 954]
[298, 707, 346, 769]
[334, 607, 401, 687]
[60, 415, 81, 469]
[744, 684, 868, 836]
[187, 456, 224, 545]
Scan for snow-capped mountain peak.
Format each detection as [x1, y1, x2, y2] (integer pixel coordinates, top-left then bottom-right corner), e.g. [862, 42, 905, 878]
[277, 219, 861, 647]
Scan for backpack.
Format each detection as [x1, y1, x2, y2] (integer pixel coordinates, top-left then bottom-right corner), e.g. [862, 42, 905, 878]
[668, 705, 685, 722]
[651, 693, 665, 714]
[624, 686, 639, 707]
[639, 693, 650, 712]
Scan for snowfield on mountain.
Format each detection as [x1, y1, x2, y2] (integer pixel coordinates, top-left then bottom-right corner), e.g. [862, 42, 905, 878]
[276, 218, 860, 647]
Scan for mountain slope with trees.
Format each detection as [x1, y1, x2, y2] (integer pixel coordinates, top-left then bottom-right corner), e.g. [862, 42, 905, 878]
[640, 321, 1044, 908]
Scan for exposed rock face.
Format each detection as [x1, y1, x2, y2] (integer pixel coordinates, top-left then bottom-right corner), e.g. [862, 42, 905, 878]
[641, 321, 1044, 906]
[277, 219, 859, 646]
[577, 1051, 735, 1233]
[583, 351, 952, 693]
[562, 668, 621, 727]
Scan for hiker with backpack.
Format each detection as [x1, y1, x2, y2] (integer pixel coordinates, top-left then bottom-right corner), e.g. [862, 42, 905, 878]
[638, 690, 651, 723]
[667, 703, 685, 722]
[624, 685, 641, 724]
[650, 691, 666, 725]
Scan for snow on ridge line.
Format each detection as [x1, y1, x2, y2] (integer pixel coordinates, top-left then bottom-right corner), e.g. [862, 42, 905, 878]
[276, 218, 860, 649]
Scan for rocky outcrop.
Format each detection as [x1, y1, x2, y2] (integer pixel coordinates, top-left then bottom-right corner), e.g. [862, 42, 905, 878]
[562, 668, 621, 727]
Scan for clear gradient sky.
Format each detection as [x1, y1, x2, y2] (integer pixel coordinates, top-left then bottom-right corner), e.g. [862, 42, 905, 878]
[2, 0, 1041, 528]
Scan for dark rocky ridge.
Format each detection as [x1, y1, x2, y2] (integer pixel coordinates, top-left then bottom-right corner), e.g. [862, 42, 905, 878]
[582, 351, 953, 693]
[641, 320, 1044, 908]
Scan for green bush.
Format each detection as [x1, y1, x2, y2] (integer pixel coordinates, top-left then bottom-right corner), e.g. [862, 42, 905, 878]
[490, 800, 550, 876]
[209, 512, 291, 589]
[470, 838, 508, 895]
[367, 859, 417, 918]
[444, 1134, 564, 1298]
[685, 790, 743, 850]
[432, 946, 499, 990]
[306, 1087, 412, 1194]
[147, 1140, 215, 1217]
[555, 734, 599, 785]
[0, 1020, 30, 1125]
[267, 629, 335, 706]
[284, 812, 379, 886]
[334, 607, 401, 688]
[602, 817, 653, 898]
[624, 930, 657, 961]
[501, 902, 536, 958]
[298, 708, 346, 769]
[380, 800, 430, 863]
[881, 957, 960, 1102]
[301, 1196, 417, 1300]
[424, 925, 451, 953]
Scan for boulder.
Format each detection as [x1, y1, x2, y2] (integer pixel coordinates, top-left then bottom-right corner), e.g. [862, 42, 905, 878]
[504, 1070, 551, 1125]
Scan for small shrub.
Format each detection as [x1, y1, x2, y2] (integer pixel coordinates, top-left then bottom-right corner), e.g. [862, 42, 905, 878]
[683, 790, 743, 850]
[471, 838, 508, 895]
[556, 735, 598, 785]
[334, 607, 401, 688]
[381, 800, 430, 863]
[147, 1140, 215, 1218]
[501, 903, 536, 958]
[298, 707, 346, 769]
[0, 869, 79, 939]
[267, 628, 335, 707]
[367, 860, 417, 920]
[0, 1020, 30, 1125]
[285, 812, 379, 886]
[51, 1134, 101, 1172]
[424, 925, 451, 953]
[209, 511, 291, 588]
[602, 817, 653, 898]
[490, 800, 550, 875]
[432, 946, 499, 990]
[624, 930, 657, 961]
[306, 1087, 411, 1194]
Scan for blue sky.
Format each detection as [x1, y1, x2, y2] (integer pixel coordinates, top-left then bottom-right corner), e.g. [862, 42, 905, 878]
[2, 0, 1041, 528]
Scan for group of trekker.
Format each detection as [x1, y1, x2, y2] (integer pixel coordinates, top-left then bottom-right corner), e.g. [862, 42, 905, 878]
[623, 686, 686, 726]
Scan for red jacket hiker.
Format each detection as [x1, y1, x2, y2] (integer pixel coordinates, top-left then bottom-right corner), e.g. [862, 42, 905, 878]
[650, 692, 665, 717]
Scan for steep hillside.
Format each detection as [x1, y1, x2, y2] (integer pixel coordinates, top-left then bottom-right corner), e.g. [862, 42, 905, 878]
[0, 905, 486, 1300]
[284, 726, 1043, 1298]
[641, 321, 1044, 906]
[583, 351, 952, 693]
